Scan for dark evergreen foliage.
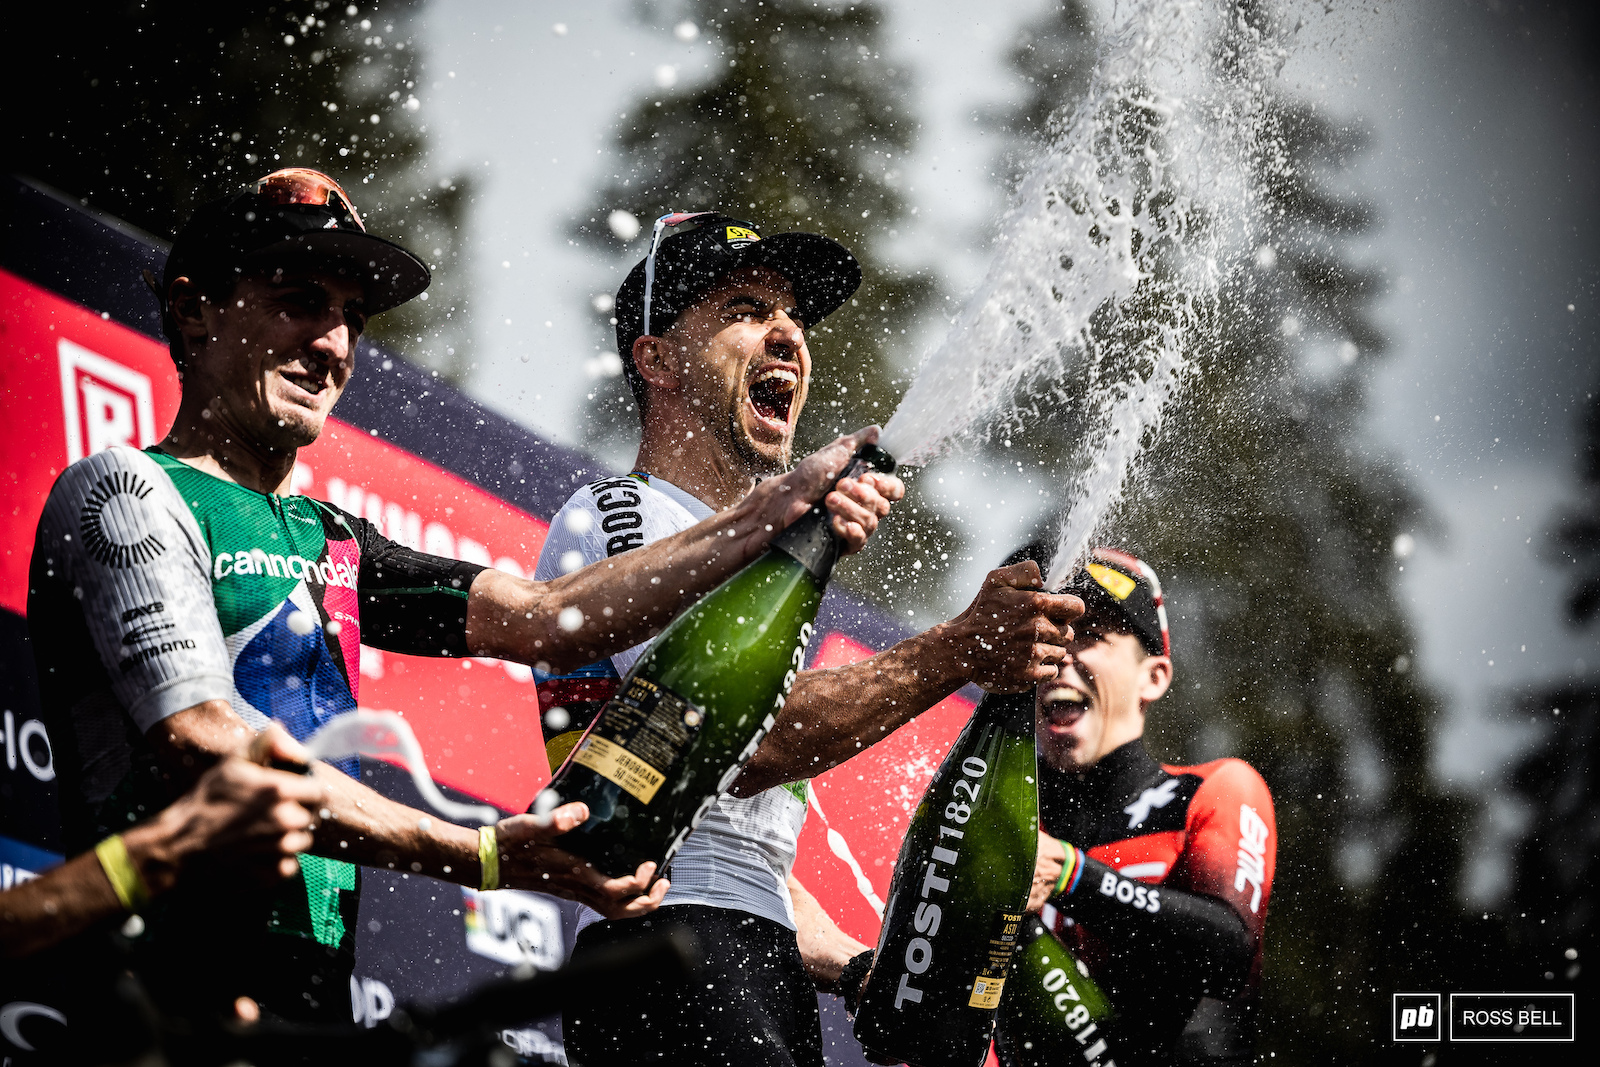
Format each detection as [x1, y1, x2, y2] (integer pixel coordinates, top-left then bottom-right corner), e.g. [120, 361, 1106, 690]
[986, 4, 1484, 1061]
[5, 0, 473, 379]
[573, 0, 962, 604]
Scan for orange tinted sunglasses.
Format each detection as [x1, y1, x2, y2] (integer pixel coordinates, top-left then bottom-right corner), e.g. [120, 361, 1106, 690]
[254, 168, 365, 231]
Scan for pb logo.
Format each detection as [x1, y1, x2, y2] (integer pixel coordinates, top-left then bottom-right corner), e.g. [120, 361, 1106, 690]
[1393, 993, 1441, 1042]
[57, 338, 157, 464]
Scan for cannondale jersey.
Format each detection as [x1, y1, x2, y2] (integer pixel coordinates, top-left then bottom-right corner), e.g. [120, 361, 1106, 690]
[535, 473, 808, 933]
[28, 446, 484, 951]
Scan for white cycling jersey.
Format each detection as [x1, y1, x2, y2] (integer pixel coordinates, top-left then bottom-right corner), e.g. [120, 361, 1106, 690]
[534, 473, 806, 932]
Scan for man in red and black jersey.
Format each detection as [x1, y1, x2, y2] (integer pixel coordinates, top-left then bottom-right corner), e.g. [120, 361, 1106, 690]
[1003, 545, 1277, 1066]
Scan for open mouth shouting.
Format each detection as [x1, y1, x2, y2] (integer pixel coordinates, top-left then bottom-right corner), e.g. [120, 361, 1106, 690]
[1041, 684, 1090, 733]
[746, 363, 799, 436]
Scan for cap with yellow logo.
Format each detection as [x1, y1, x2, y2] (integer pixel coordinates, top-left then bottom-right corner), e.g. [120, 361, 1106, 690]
[613, 212, 861, 360]
[1065, 547, 1170, 658]
[1000, 542, 1171, 658]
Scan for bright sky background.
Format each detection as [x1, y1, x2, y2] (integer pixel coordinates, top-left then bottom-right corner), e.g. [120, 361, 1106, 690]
[412, 0, 1597, 899]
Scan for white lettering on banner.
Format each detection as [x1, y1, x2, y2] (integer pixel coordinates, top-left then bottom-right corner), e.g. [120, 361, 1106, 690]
[0, 1001, 68, 1052]
[461, 887, 563, 969]
[322, 477, 528, 577]
[2, 864, 42, 891]
[500, 1027, 569, 1064]
[349, 976, 394, 1028]
[1235, 803, 1269, 913]
[316, 476, 537, 682]
[1, 711, 55, 783]
[57, 339, 158, 464]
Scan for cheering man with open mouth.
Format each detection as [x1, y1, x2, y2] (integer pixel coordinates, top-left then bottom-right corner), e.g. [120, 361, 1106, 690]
[538, 213, 1082, 1066]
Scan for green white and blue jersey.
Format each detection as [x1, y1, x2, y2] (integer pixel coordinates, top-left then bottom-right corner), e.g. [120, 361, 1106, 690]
[28, 445, 485, 952]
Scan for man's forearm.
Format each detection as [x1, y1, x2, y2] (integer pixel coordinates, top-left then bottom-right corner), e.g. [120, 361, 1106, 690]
[0, 852, 122, 958]
[307, 763, 481, 884]
[790, 875, 869, 986]
[732, 625, 968, 795]
[464, 491, 772, 674]
[466, 430, 895, 675]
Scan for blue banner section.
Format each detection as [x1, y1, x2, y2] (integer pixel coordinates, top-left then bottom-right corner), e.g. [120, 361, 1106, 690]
[0, 832, 63, 881]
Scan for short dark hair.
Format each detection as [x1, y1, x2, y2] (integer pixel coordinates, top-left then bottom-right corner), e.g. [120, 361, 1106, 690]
[157, 270, 238, 376]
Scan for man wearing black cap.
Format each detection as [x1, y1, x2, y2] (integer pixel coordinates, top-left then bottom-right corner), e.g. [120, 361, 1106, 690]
[25, 175, 901, 1029]
[539, 213, 1081, 1066]
[995, 545, 1277, 1067]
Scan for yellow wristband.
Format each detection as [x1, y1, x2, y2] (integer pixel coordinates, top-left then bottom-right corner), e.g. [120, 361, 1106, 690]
[94, 834, 151, 913]
[478, 825, 500, 891]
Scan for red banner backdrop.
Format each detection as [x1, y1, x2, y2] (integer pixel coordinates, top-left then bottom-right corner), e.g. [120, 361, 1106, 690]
[0, 263, 978, 950]
[0, 267, 552, 810]
[795, 631, 976, 945]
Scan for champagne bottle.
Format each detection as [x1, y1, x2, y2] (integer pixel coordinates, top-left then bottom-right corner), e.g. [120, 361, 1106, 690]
[854, 691, 1040, 1067]
[541, 444, 896, 878]
[993, 913, 1117, 1067]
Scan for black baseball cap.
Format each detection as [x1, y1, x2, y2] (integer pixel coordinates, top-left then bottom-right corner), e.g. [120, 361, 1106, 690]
[1002, 542, 1172, 658]
[613, 213, 861, 358]
[160, 168, 429, 314]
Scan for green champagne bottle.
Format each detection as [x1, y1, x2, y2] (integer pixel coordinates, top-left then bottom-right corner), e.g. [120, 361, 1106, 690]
[542, 444, 896, 878]
[854, 691, 1040, 1067]
[993, 913, 1117, 1067]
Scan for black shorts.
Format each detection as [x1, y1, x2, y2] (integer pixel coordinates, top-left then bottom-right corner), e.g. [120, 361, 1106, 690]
[563, 905, 824, 1067]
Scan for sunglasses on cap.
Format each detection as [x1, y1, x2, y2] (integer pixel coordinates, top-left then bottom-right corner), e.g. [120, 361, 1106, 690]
[641, 211, 717, 336]
[254, 168, 366, 231]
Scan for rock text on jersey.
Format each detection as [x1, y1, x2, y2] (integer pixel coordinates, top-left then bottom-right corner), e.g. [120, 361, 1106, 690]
[589, 478, 646, 556]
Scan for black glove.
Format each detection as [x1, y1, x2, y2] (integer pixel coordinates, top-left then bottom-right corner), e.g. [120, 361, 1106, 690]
[832, 948, 875, 1013]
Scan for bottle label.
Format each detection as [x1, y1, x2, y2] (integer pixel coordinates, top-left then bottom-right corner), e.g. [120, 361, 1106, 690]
[572, 675, 704, 804]
[967, 909, 1025, 1009]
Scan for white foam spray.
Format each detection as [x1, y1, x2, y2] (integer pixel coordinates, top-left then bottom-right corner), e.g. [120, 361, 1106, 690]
[875, 0, 1287, 588]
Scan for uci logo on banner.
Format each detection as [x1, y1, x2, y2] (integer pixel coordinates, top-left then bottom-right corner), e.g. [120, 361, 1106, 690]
[57, 338, 157, 463]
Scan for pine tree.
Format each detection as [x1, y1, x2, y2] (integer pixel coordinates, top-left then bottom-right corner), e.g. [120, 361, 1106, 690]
[1497, 390, 1600, 1017]
[573, 0, 973, 608]
[7, 0, 473, 380]
[986, 4, 1477, 1061]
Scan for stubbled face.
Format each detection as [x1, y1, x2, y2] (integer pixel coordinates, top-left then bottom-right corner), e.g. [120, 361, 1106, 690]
[184, 270, 367, 451]
[661, 267, 809, 472]
[1035, 615, 1160, 773]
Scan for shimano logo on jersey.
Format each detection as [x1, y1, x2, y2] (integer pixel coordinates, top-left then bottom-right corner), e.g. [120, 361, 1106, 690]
[213, 549, 356, 588]
[119, 638, 198, 674]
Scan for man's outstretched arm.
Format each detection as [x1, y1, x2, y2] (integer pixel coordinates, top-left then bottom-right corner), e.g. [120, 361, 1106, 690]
[465, 429, 902, 675]
[145, 704, 669, 919]
[2, 726, 321, 959]
[732, 563, 1081, 795]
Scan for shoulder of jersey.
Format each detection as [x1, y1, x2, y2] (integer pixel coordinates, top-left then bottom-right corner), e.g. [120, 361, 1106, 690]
[581, 474, 646, 495]
[54, 443, 162, 486]
[45, 445, 177, 520]
[1163, 757, 1272, 803]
